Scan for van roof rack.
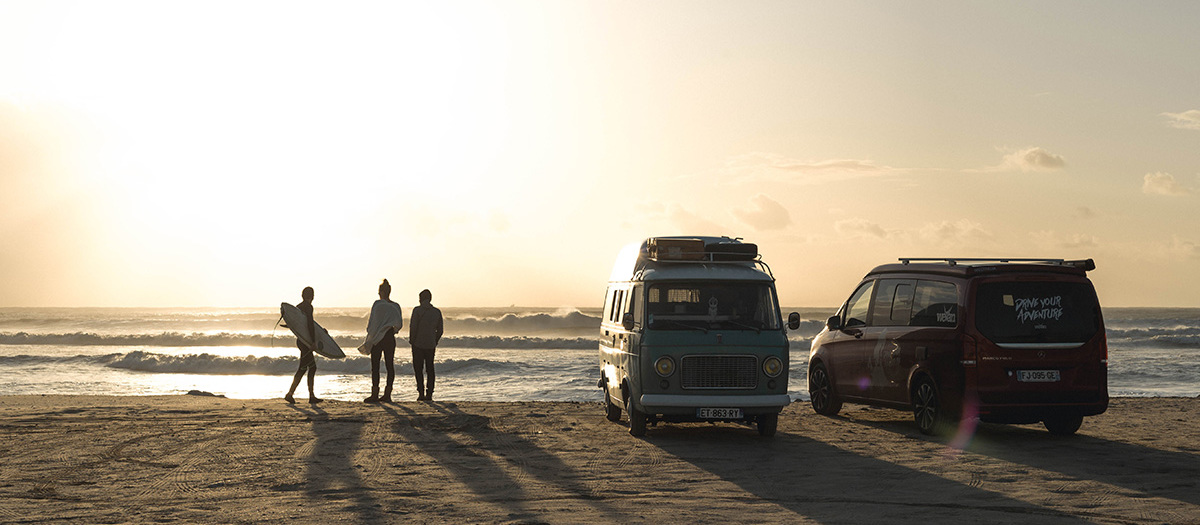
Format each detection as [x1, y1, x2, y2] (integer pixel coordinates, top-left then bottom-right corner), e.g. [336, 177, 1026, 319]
[634, 237, 776, 279]
[898, 258, 1095, 271]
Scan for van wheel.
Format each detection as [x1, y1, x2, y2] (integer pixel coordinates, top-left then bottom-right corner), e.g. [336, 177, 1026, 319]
[756, 413, 778, 437]
[1043, 414, 1083, 436]
[627, 399, 647, 437]
[809, 363, 843, 416]
[604, 388, 621, 422]
[912, 379, 945, 435]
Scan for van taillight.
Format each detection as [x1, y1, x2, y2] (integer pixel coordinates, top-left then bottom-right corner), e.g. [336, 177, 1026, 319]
[961, 334, 978, 367]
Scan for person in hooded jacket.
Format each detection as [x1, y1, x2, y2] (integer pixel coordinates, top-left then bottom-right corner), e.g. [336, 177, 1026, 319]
[409, 289, 443, 401]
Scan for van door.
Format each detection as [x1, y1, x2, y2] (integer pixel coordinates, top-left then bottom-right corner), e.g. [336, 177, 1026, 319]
[869, 279, 916, 402]
[825, 281, 876, 400]
[878, 280, 958, 403]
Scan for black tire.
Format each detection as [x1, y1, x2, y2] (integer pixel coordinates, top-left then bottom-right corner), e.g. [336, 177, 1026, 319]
[1043, 414, 1083, 436]
[912, 378, 945, 435]
[809, 362, 843, 416]
[757, 413, 778, 437]
[627, 399, 647, 437]
[604, 387, 621, 422]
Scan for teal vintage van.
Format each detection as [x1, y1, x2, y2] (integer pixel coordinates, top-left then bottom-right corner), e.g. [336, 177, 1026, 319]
[598, 236, 800, 436]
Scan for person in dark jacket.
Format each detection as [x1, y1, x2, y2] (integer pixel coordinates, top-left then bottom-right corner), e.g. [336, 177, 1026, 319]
[408, 289, 443, 401]
[285, 286, 321, 404]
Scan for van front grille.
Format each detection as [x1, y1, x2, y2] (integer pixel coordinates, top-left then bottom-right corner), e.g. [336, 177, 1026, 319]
[681, 355, 758, 389]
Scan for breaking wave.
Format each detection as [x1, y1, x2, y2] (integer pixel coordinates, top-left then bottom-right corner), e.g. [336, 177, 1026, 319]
[1106, 327, 1200, 349]
[0, 352, 526, 376]
[446, 310, 601, 336]
[0, 332, 597, 350]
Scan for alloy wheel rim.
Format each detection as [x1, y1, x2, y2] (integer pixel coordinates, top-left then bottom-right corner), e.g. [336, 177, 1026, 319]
[812, 368, 829, 410]
[915, 383, 937, 429]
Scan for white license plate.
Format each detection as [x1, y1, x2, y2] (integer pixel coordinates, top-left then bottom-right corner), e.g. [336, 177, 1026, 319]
[697, 408, 743, 419]
[1017, 370, 1061, 382]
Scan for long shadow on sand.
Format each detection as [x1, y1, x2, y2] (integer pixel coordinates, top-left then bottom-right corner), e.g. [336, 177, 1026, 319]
[647, 424, 1094, 524]
[854, 415, 1200, 508]
[287, 404, 382, 521]
[381, 402, 628, 522]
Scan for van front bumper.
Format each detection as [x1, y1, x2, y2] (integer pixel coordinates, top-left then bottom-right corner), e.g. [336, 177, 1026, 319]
[639, 394, 791, 410]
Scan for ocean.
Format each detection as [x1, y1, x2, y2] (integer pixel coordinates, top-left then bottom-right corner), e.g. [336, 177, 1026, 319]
[0, 307, 1196, 402]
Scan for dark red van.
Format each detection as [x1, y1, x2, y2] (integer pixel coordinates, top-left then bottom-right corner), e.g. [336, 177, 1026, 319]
[807, 258, 1108, 435]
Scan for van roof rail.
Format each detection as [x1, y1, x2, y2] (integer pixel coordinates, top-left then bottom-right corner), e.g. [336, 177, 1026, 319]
[898, 258, 1096, 271]
[638, 255, 776, 279]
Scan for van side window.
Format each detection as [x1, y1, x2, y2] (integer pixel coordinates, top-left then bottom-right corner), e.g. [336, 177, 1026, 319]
[603, 288, 616, 324]
[910, 280, 958, 327]
[629, 285, 643, 328]
[844, 281, 875, 328]
[871, 279, 916, 326]
[608, 289, 626, 323]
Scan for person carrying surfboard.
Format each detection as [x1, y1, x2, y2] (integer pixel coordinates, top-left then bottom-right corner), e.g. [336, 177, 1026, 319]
[409, 289, 443, 401]
[361, 279, 403, 403]
[285, 287, 322, 404]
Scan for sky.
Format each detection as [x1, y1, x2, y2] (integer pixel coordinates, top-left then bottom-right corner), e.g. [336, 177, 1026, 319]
[1, 0, 1198, 308]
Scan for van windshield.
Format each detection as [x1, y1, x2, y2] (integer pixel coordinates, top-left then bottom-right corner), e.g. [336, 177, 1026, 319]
[974, 281, 1100, 345]
[646, 282, 780, 331]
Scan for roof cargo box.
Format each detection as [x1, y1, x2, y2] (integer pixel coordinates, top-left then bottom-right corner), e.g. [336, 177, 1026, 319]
[648, 238, 705, 261]
[706, 241, 758, 261]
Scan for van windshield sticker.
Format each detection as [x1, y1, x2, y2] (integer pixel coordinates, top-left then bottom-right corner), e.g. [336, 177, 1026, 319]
[1013, 296, 1065, 324]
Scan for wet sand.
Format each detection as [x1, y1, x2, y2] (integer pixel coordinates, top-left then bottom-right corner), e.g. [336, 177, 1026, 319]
[0, 395, 1197, 524]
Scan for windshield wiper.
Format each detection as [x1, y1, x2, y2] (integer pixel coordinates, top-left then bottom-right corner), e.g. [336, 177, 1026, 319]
[720, 320, 763, 333]
[655, 319, 709, 334]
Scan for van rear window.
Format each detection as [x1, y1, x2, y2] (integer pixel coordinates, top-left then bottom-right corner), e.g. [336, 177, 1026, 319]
[974, 281, 1100, 344]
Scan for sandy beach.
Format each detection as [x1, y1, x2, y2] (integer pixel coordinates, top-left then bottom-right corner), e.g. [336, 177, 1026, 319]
[0, 395, 1197, 524]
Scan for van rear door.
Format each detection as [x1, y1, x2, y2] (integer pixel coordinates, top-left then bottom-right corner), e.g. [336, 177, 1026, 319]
[971, 279, 1105, 405]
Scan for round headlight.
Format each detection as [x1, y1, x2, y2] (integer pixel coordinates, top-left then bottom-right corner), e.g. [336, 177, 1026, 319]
[654, 356, 675, 377]
[763, 356, 783, 378]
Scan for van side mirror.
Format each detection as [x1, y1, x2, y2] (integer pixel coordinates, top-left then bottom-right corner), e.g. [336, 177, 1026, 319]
[787, 312, 801, 331]
[826, 315, 842, 331]
[622, 312, 635, 331]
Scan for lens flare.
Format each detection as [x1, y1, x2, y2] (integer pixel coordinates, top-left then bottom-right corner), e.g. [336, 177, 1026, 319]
[945, 395, 981, 454]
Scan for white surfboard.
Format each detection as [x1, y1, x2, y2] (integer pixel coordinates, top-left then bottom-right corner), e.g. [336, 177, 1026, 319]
[280, 302, 345, 359]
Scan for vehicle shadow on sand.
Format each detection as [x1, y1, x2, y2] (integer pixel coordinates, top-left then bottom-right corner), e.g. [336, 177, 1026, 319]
[646, 423, 1094, 524]
[849, 413, 1200, 509]
[381, 402, 629, 522]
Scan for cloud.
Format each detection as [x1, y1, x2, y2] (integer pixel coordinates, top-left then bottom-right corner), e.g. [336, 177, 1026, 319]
[722, 152, 903, 184]
[1162, 110, 1200, 131]
[1062, 233, 1100, 248]
[1074, 207, 1098, 219]
[731, 194, 791, 231]
[1142, 172, 1192, 196]
[626, 201, 728, 234]
[919, 219, 992, 244]
[770, 158, 893, 174]
[1030, 231, 1099, 250]
[1172, 237, 1200, 259]
[665, 203, 726, 234]
[834, 218, 890, 239]
[999, 147, 1067, 172]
